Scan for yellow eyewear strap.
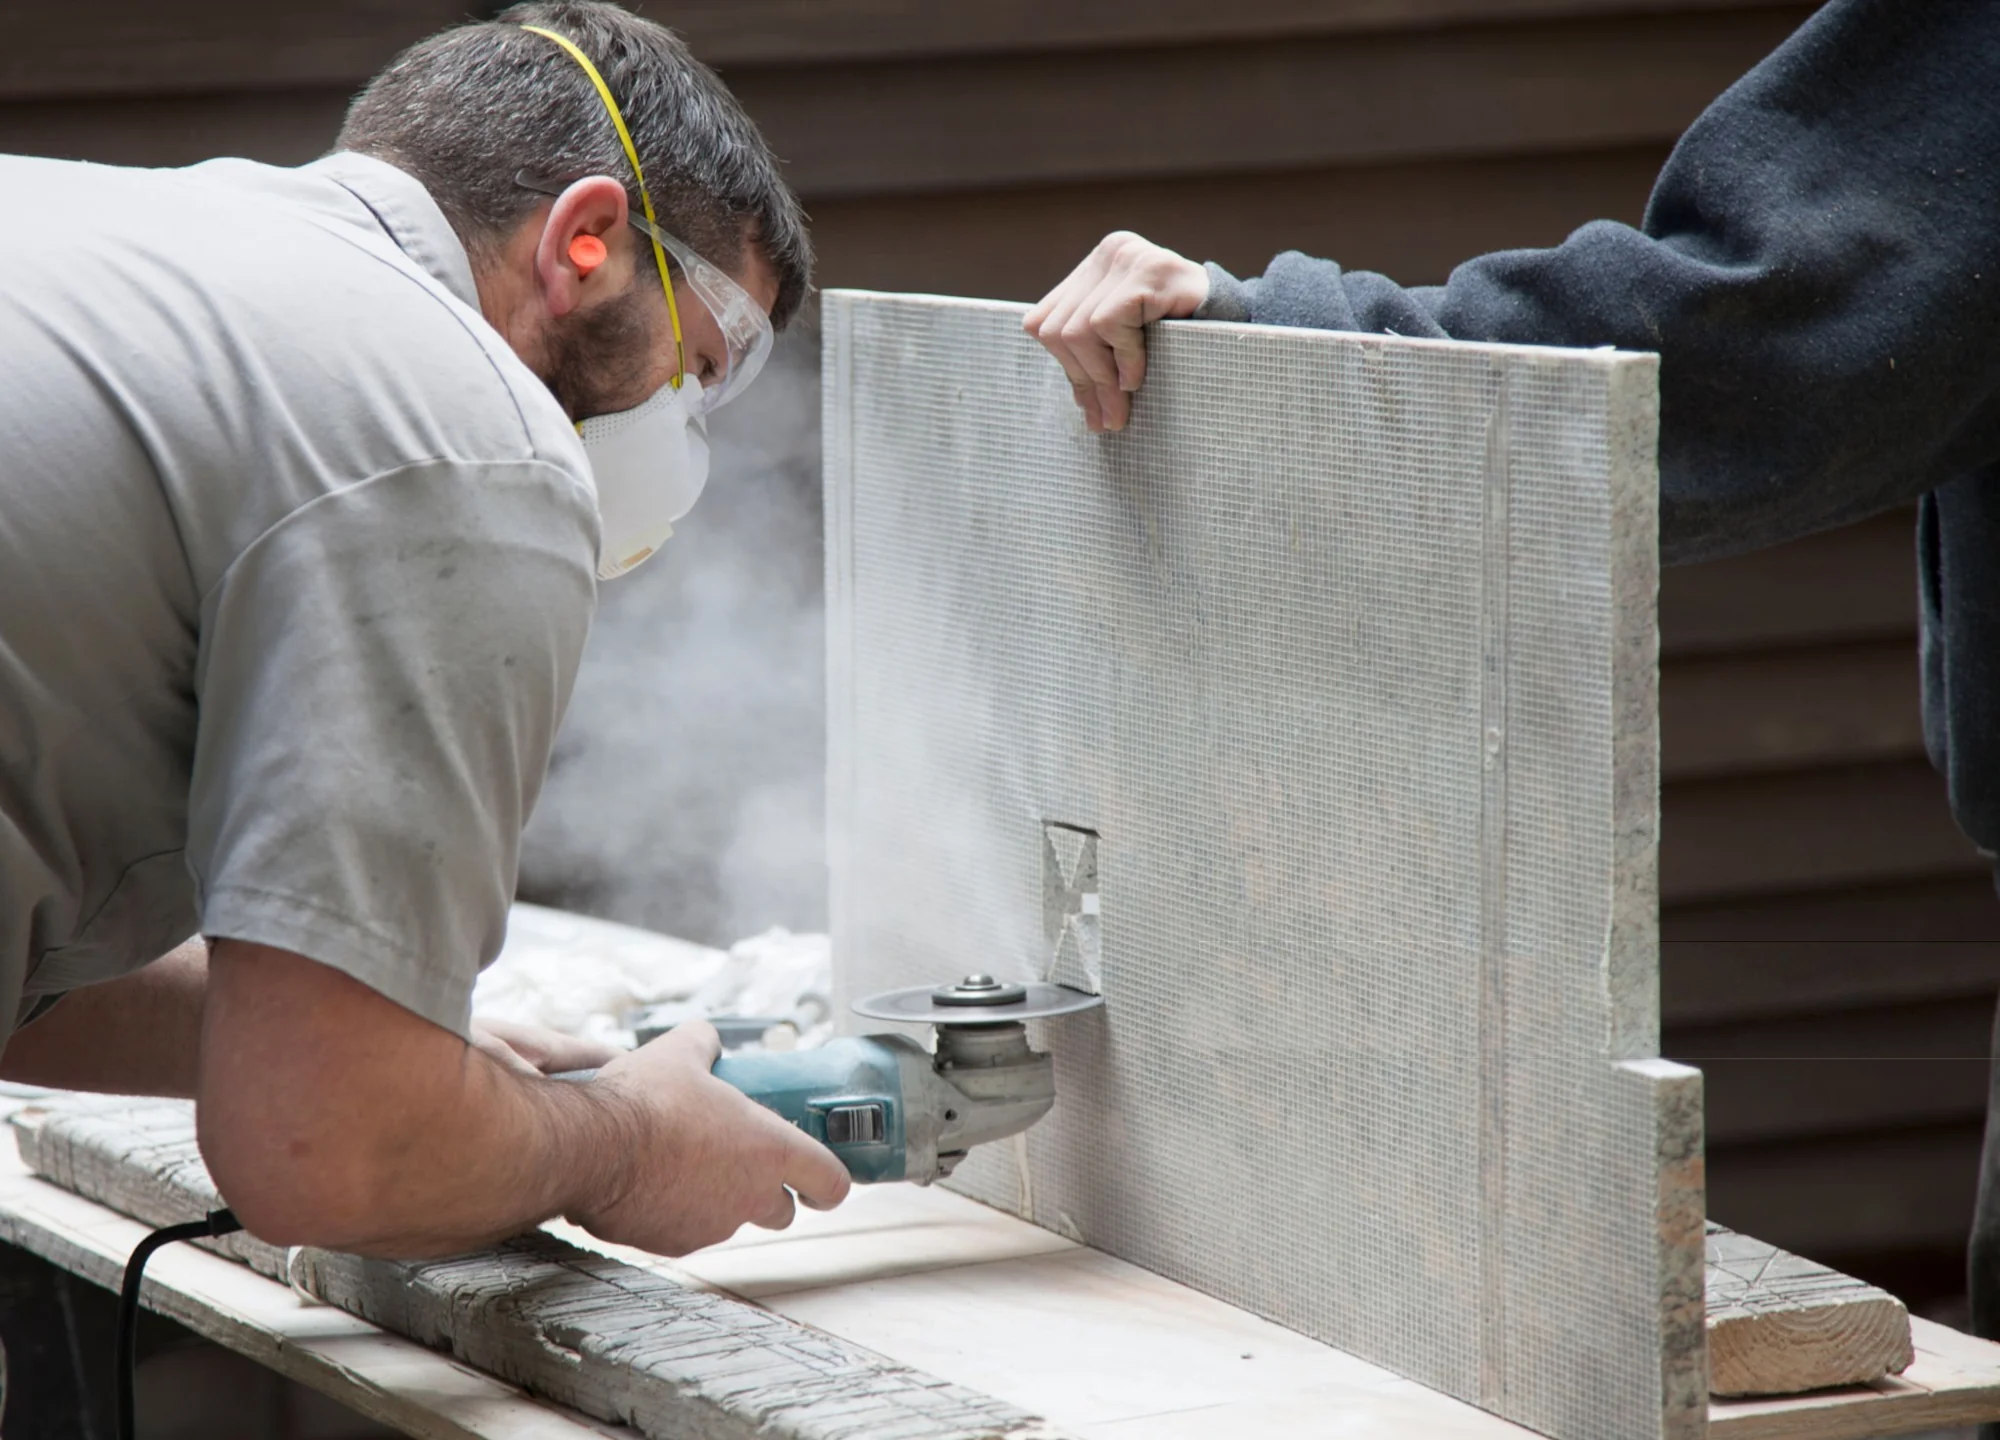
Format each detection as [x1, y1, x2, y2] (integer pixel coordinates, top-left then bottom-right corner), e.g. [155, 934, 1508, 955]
[519, 24, 688, 390]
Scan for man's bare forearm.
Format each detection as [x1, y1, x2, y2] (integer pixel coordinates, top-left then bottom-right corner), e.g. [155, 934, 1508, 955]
[198, 939, 645, 1256]
[0, 938, 208, 1096]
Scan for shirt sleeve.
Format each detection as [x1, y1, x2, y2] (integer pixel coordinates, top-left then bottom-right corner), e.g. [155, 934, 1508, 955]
[187, 457, 597, 1037]
[1197, 0, 2000, 565]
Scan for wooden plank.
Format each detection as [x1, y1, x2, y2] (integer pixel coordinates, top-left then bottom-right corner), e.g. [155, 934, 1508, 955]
[18, 1093, 2000, 1438]
[0, 1, 1816, 96]
[1707, 1123, 1981, 1256]
[1663, 941, 2000, 1026]
[1668, 995, 1993, 1062]
[1706, 1223, 1912, 1398]
[1660, 510, 1917, 657]
[10, 1097, 1557, 1439]
[730, 9, 1803, 197]
[12, 1097, 1069, 1440]
[1661, 640, 1922, 781]
[0, 1160, 637, 1438]
[0, 0, 470, 101]
[1661, 761, 1984, 904]
[1664, 874, 2000, 945]
[682, 0, 1811, 66]
[0, 91, 345, 169]
[808, 145, 1670, 299]
[1689, 1058, 1987, 1147]
[1709, 1317, 2000, 1439]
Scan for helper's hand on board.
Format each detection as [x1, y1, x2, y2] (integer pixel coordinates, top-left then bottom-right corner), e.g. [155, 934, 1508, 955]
[564, 1019, 852, 1257]
[1023, 231, 1210, 434]
[470, 1016, 618, 1076]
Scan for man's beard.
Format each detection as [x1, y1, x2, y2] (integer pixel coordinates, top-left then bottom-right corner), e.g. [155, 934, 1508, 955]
[541, 281, 659, 423]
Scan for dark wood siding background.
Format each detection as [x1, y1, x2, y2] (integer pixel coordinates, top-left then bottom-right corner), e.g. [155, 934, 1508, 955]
[11, 0, 1992, 1311]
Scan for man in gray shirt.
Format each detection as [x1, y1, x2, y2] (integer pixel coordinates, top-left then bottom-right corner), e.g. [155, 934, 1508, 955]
[0, 0, 848, 1257]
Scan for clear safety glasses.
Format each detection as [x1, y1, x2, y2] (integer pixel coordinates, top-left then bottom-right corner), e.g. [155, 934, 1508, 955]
[517, 172, 774, 415]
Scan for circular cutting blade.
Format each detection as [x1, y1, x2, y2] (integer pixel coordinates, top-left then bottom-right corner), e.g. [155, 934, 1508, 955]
[852, 980, 1105, 1026]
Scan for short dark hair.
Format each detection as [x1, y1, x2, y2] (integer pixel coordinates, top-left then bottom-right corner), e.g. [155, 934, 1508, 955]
[337, 0, 811, 329]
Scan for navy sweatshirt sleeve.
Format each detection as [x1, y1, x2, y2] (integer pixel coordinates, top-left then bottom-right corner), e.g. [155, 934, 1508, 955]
[1197, 0, 2000, 569]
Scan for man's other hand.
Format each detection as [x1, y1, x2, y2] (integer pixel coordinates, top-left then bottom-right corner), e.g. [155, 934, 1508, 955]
[565, 1020, 852, 1257]
[470, 1016, 617, 1076]
[1023, 232, 1208, 434]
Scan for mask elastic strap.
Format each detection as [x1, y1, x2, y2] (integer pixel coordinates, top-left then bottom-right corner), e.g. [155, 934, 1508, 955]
[519, 23, 688, 390]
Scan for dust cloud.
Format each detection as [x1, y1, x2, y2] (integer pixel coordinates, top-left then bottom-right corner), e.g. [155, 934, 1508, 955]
[517, 311, 828, 946]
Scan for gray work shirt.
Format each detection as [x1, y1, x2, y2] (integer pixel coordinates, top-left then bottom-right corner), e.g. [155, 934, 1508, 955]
[0, 151, 599, 1039]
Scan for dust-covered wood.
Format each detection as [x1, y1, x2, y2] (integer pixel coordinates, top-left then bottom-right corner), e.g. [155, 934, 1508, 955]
[12, 1096, 1069, 1440]
[1706, 1223, 1913, 1397]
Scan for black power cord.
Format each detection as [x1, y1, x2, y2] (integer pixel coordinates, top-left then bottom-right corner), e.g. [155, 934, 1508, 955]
[117, 1208, 242, 1440]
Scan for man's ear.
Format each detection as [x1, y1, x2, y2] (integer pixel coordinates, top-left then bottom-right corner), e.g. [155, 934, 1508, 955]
[533, 175, 629, 319]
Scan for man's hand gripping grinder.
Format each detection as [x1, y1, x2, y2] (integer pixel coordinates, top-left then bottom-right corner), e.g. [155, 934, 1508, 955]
[711, 975, 1102, 1183]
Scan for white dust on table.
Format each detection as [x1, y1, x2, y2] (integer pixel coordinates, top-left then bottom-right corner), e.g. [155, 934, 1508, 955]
[473, 902, 832, 1051]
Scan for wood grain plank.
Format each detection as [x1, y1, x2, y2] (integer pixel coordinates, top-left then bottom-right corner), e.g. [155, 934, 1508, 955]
[1660, 510, 1917, 657]
[1661, 640, 1922, 781]
[1661, 761, 1983, 904]
[731, 9, 1802, 197]
[1706, 1223, 1912, 1398]
[0, 1163, 638, 1438]
[1709, 1317, 2000, 1439]
[11, 1097, 1070, 1440]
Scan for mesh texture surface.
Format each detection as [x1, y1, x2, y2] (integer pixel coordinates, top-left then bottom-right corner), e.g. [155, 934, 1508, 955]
[824, 293, 1703, 1440]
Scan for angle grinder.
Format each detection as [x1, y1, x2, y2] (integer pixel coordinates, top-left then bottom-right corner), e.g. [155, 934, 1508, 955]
[566, 975, 1102, 1185]
[713, 974, 1102, 1184]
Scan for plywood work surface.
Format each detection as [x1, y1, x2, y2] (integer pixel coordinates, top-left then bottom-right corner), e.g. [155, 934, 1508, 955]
[8, 1094, 2000, 1440]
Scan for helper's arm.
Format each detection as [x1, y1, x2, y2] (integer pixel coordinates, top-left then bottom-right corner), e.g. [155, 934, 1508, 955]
[1029, 0, 2000, 565]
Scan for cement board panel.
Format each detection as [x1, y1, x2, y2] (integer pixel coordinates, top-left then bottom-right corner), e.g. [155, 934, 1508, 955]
[823, 292, 1703, 1440]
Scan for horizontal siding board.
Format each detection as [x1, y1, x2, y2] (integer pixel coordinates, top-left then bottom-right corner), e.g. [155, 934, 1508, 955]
[684, 0, 1811, 66]
[0, 2, 1818, 96]
[1690, 1057, 1986, 1146]
[1667, 996, 1994, 1062]
[1663, 875, 2000, 945]
[1664, 941, 2000, 1026]
[1660, 509, 1917, 656]
[1706, 1123, 1981, 1255]
[0, 1, 471, 102]
[807, 146, 1668, 298]
[1661, 761, 1985, 903]
[730, 10, 1804, 197]
[1661, 640, 1922, 781]
[0, 92, 345, 169]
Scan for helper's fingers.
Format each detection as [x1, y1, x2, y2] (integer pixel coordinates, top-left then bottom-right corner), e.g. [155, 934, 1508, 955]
[752, 1186, 798, 1231]
[782, 1127, 853, 1212]
[1023, 248, 1110, 337]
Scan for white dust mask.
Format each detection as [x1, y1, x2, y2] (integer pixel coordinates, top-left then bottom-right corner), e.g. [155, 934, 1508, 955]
[577, 377, 710, 581]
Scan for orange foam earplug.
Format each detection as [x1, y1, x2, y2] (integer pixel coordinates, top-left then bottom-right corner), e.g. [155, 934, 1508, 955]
[569, 234, 608, 274]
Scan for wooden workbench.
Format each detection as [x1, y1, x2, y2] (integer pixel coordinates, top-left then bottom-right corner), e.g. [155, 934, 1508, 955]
[4, 1104, 2000, 1440]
